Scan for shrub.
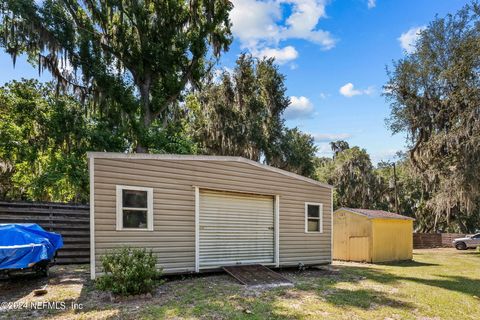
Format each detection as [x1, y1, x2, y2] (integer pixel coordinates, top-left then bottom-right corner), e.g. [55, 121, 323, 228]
[96, 247, 162, 296]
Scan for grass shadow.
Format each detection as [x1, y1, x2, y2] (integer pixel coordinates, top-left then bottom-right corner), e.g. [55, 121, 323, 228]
[462, 251, 480, 255]
[335, 260, 480, 296]
[397, 274, 480, 297]
[375, 260, 438, 267]
[323, 287, 413, 309]
[330, 265, 399, 285]
[331, 261, 480, 299]
[0, 273, 50, 304]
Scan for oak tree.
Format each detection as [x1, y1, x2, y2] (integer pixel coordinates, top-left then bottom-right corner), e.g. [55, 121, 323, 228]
[0, 0, 233, 151]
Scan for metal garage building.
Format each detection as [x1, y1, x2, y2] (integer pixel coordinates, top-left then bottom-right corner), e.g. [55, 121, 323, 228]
[88, 152, 333, 279]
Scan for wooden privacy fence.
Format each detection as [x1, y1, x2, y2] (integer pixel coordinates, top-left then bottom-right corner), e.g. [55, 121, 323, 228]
[0, 201, 89, 264]
[413, 233, 468, 249]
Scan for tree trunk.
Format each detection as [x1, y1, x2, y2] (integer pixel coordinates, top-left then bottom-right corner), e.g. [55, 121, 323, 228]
[455, 214, 468, 234]
[433, 211, 439, 232]
[135, 79, 152, 153]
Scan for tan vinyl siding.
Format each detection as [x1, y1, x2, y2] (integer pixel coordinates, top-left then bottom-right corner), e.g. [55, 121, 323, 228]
[93, 157, 332, 275]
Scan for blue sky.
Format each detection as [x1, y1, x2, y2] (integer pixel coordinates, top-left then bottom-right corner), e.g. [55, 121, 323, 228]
[0, 0, 470, 163]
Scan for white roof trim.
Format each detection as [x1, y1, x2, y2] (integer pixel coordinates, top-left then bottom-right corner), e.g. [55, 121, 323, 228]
[334, 208, 415, 221]
[87, 152, 333, 189]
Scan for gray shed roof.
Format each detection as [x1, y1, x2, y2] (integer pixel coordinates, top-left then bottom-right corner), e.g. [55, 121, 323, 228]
[336, 207, 415, 221]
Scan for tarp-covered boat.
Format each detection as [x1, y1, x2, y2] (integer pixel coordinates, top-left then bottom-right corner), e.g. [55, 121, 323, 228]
[0, 224, 63, 276]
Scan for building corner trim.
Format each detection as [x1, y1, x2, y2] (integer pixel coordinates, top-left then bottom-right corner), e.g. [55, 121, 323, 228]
[330, 188, 334, 264]
[275, 195, 280, 268]
[194, 186, 200, 273]
[89, 157, 96, 280]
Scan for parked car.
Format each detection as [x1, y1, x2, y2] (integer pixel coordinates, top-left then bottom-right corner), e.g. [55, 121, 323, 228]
[452, 233, 480, 250]
[0, 224, 63, 277]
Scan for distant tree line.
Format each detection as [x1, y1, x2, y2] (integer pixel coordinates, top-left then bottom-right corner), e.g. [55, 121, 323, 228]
[316, 139, 480, 233]
[315, 141, 446, 232]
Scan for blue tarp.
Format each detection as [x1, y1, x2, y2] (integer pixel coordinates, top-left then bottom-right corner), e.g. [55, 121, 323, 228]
[0, 224, 63, 270]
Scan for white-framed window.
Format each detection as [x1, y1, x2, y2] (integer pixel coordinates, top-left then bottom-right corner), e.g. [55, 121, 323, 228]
[305, 202, 323, 233]
[116, 185, 154, 231]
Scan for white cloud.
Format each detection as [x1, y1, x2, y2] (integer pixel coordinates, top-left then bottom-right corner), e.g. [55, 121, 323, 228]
[312, 133, 352, 142]
[252, 46, 299, 64]
[398, 26, 426, 54]
[230, 0, 281, 49]
[281, 0, 335, 49]
[312, 133, 352, 157]
[367, 0, 376, 9]
[230, 0, 336, 63]
[371, 149, 403, 164]
[212, 66, 234, 83]
[316, 142, 333, 157]
[339, 83, 374, 97]
[284, 96, 315, 119]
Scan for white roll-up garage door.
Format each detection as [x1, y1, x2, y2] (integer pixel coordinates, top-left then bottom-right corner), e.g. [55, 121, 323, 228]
[199, 190, 274, 268]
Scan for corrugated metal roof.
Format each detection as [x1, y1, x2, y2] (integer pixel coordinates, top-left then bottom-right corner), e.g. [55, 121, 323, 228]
[337, 207, 415, 221]
[87, 152, 333, 189]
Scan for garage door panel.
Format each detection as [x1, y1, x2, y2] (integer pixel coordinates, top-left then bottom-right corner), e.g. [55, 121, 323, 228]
[200, 259, 273, 267]
[201, 216, 274, 223]
[199, 190, 274, 268]
[200, 252, 274, 258]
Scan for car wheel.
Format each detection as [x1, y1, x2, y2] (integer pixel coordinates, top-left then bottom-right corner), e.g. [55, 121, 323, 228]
[455, 242, 467, 250]
[33, 263, 49, 277]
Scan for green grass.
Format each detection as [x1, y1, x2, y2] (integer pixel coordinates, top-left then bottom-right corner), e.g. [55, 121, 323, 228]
[1, 249, 478, 319]
[141, 249, 480, 320]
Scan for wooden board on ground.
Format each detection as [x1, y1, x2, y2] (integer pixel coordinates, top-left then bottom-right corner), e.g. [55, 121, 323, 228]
[223, 264, 292, 287]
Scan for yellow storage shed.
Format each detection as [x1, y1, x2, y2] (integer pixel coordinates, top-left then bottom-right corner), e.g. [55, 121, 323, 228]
[333, 208, 414, 263]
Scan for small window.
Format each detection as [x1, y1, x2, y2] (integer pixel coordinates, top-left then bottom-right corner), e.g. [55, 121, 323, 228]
[305, 203, 323, 233]
[116, 186, 153, 231]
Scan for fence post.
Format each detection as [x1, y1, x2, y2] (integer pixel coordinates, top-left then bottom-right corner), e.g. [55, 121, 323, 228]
[49, 205, 54, 231]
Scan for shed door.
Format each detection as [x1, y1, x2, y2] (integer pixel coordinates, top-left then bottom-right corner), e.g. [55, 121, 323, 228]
[199, 190, 274, 268]
[348, 236, 370, 262]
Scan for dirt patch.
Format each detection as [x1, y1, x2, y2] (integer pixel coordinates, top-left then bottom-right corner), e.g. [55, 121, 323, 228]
[0, 265, 92, 319]
[279, 266, 341, 284]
